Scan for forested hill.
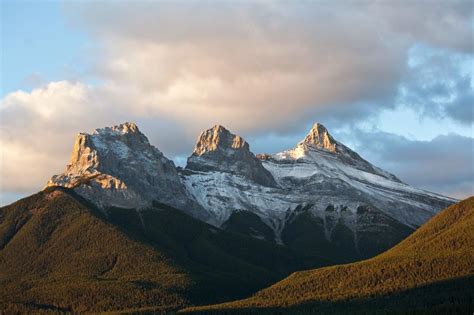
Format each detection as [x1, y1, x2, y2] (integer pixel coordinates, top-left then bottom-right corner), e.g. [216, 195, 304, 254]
[183, 197, 474, 314]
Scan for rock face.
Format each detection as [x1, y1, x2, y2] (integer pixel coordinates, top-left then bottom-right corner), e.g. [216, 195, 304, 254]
[302, 122, 339, 152]
[186, 125, 277, 187]
[46, 122, 206, 219]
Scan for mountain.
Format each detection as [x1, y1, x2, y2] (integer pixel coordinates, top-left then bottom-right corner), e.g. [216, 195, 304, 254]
[182, 123, 454, 262]
[182, 197, 474, 314]
[186, 125, 277, 187]
[46, 122, 208, 221]
[0, 187, 302, 313]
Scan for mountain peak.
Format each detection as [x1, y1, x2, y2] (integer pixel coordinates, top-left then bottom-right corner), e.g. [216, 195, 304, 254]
[187, 125, 276, 187]
[299, 123, 338, 152]
[193, 125, 249, 156]
[67, 122, 151, 169]
[268, 122, 403, 182]
[46, 122, 203, 214]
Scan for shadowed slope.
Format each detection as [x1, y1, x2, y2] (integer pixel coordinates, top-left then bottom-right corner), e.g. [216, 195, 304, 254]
[182, 197, 474, 314]
[0, 188, 300, 313]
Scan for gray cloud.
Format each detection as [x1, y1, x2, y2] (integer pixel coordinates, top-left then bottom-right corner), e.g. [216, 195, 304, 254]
[398, 46, 473, 124]
[368, 0, 473, 54]
[342, 130, 473, 199]
[445, 77, 474, 124]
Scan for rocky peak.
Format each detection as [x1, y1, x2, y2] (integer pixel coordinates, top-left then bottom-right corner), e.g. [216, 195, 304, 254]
[66, 122, 153, 173]
[299, 123, 339, 152]
[193, 125, 249, 156]
[47, 122, 206, 218]
[187, 125, 277, 187]
[268, 122, 402, 182]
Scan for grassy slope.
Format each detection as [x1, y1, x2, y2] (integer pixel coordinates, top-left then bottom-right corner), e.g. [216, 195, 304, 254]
[0, 187, 298, 313]
[183, 197, 474, 314]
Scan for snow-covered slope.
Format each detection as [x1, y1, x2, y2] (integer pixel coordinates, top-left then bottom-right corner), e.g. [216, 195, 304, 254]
[260, 123, 453, 226]
[267, 122, 400, 182]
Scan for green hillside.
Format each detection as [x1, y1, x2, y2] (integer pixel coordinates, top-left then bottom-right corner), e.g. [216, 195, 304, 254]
[183, 197, 474, 314]
[0, 187, 297, 313]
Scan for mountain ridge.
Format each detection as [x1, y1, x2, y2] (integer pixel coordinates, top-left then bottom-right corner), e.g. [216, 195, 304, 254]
[46, 122, 454, 260]
[181, 123, 453, 253]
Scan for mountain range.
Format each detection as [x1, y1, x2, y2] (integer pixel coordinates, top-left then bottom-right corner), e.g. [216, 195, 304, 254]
[0, 121, 467, 314]
[47, 122, 453, 262]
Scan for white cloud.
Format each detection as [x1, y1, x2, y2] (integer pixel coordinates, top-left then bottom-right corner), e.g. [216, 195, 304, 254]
[0, 81, 207, 202]
[1, 82, 93, 197]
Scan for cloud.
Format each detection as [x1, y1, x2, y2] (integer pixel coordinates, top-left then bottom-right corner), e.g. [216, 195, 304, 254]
[61, 1, 472, 133]
[344, 130, 474, 199]
[367, 0, 473, 54]
[1, 82, 96, 196]
[398, 45, 473, 124]
[0, 81, 195, 202]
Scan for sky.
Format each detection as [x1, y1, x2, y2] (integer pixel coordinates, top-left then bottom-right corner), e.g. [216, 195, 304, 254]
[0, 0, 473, 205]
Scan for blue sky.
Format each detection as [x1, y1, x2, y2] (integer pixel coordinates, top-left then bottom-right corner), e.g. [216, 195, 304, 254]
[1, 1, 473, 205]
[1, 1, 90, 97]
